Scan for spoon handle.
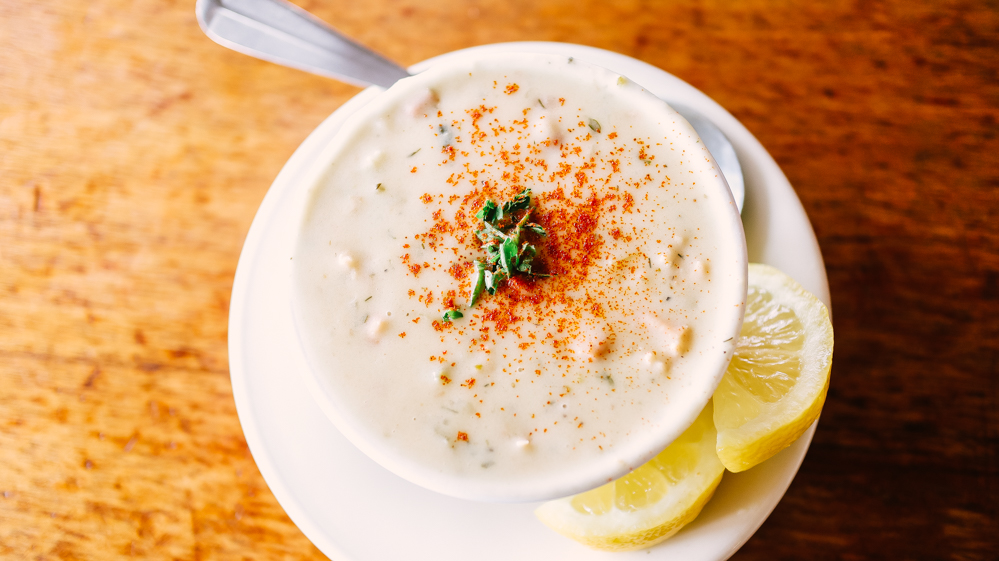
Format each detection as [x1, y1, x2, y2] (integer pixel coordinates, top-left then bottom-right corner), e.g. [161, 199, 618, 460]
[195, 0, 410, 88]
[195, 3, 744, 212]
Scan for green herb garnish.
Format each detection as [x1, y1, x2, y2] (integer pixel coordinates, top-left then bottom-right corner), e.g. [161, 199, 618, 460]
[475, 200, 498, 223]
[441, 188, 549, 322]
[469, 260, 487, 307]
[500, 188, 532, 218]
[484, 268, 505, 295]
[442, 309, 464, 323]
[470, 188, 549, 296]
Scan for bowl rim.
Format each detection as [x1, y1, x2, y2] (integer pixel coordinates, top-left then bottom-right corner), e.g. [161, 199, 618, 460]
[286, 50, 748, 502]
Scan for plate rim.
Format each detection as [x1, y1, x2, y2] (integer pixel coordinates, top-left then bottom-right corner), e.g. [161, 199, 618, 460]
[228, 41, 829, 561]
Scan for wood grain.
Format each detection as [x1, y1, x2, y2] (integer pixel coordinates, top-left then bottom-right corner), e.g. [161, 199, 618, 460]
[1, 0, 996, 559]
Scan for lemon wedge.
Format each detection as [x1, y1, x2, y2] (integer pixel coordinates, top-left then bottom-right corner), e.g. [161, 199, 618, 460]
[713, 263, 833, 472]
[536, 264, 833, 550]
[534, 402, 724, 551]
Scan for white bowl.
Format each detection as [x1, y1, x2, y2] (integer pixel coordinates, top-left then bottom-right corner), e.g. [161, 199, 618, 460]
[287, 51, 747, 502]
[228, 42, 829, 560]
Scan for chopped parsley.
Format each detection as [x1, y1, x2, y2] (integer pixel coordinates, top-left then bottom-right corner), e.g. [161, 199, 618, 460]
[445, 188, 550, 320]
[470, 187, 549, 306]
[442, 309, 464, 323]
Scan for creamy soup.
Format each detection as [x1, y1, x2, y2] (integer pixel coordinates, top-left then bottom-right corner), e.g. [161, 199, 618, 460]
[293, 53, 746, 499]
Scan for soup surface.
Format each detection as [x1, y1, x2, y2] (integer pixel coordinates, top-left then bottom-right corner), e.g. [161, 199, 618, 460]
[293, 53, 746, 498]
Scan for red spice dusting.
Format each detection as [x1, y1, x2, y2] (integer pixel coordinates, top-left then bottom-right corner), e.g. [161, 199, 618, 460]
[411, 166, 418, 173]
[442, 145, 456, 162]
[456, 431, 468, 442]
[398, 332, 406, 338]
[590, 301, 605, 318]
[448, 261, 470, 281]
[466, 105, 496, 144]
[440, 374, 451, 385]
[481, 307, 521, 334]
[622, 192, 635, 213]
[402, 96, 671, 365]
[505, 276, 542, 305]
[504, 83, 519, 94]
[462, 378, 476, 388]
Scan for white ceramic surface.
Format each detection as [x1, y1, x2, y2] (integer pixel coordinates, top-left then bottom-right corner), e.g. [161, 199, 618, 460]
[289, 51, 749, 503]
[228, 42, 829, 560]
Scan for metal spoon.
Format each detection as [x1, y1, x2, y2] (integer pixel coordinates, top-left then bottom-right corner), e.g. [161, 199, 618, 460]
[194, 0, 745, 211]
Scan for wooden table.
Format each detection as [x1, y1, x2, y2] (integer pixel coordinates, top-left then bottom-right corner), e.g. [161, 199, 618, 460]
[2, 1, 996, 558]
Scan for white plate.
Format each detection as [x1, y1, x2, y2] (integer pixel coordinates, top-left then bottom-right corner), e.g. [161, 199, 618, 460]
[228, 42, 830, 561]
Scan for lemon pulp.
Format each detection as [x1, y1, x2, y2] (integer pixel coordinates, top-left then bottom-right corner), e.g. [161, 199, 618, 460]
[535, 402, 724, 552]
[713, 263, 833, 472]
